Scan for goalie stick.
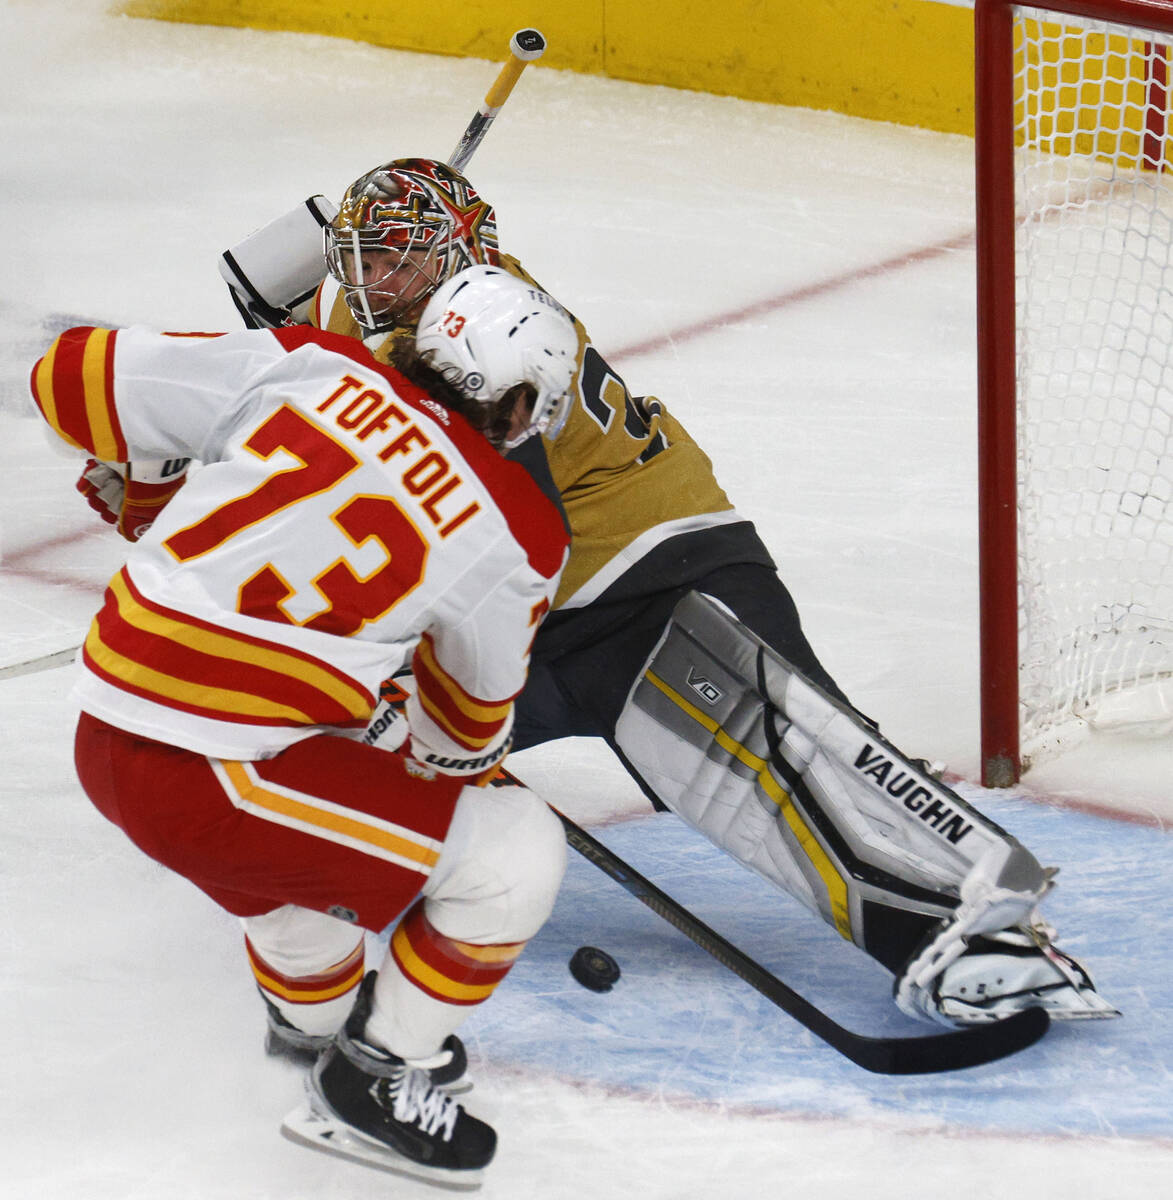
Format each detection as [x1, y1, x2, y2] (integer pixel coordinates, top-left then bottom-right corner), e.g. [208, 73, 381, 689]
[448, 29, 547, 172]
[500, 776, 1051, 1074]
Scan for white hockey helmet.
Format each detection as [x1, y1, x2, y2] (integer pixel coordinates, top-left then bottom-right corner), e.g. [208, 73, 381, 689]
[415, 265, 580, 449]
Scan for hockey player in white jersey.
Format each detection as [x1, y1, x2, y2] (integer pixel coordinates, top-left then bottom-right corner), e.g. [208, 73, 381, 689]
[30, 268, 578, 1188]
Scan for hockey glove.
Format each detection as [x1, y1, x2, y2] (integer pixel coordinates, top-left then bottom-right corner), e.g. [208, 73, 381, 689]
[362, 679, 411, 755]
[76, 460, 124, 529]
[365, 675, 509, 786]
[77, 458, 190, 541]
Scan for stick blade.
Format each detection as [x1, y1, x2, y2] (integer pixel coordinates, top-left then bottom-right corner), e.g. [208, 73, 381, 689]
[0, 645, 79, 681]
[853, 1006, 1052, 1076]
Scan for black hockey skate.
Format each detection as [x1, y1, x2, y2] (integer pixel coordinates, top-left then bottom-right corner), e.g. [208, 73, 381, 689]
[263, 990, 471, 1090]
[281, 973, 495, 1189]
[262, 995, 331, 1067]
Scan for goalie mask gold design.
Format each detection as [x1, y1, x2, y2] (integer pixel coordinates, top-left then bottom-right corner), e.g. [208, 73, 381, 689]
[325, 159, 499, 332]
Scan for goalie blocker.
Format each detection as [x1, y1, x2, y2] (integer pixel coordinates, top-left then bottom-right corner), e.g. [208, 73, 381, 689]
[615, 592, 1118, 1026]
[219, 196, 338, 330]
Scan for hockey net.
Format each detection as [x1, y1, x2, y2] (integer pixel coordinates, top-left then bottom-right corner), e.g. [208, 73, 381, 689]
[976, 0, 1173, 784]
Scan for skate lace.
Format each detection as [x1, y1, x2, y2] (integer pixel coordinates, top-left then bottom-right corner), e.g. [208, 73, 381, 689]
[390, 1066, 459, 1140]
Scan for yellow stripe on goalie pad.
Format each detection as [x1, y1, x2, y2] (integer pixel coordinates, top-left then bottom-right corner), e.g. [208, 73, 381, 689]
[645, 668, 853, 941]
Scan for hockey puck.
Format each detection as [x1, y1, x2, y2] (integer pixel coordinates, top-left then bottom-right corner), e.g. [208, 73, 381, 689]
[568, 945, 621, 992]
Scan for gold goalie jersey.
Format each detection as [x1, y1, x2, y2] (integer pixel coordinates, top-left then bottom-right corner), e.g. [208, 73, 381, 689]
[310, 256, 767, 612]
[30, 325, 567, 764]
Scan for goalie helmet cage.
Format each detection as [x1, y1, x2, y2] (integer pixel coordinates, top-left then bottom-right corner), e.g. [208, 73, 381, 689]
[976, 0, 1173, 786]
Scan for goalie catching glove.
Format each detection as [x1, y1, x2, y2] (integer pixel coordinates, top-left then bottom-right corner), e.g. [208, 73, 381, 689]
[77, 458, 190, 542]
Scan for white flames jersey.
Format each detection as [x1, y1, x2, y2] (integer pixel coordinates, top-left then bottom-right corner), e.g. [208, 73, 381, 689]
[30, 325, 568, 763]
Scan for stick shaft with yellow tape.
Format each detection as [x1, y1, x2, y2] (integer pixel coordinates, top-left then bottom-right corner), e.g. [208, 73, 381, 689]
[448, 29, 546, 173]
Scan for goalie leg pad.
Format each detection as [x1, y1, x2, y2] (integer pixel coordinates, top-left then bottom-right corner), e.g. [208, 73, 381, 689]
[614, 592, 1050, 959]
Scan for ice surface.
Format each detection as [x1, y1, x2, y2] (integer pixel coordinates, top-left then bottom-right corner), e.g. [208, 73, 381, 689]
[3, 3, 1171, 1196]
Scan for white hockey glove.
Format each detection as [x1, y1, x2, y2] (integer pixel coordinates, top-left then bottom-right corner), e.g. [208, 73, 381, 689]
[77, 458, 190, 542]
[895, 844, 1119, 1025]
[219, 196, 337, 329]
[76, 460, 125, 528]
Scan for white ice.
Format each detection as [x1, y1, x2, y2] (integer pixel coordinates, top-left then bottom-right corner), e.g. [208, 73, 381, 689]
[2, 3, 1171, 1197]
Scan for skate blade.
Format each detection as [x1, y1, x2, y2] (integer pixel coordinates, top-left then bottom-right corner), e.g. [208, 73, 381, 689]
[281, 1102, 485, 1192]
[943, 993, 1122, 1023]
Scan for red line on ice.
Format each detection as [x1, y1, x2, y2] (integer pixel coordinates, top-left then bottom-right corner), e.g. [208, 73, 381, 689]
[3, 527, 107, 596]
[612, 230, 975, 361]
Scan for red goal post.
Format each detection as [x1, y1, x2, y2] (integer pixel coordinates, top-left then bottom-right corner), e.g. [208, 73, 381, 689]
[976, 0, 1173, 786]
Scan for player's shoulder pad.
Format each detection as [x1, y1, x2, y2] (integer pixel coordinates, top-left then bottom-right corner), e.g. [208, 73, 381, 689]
[469, 445, 570, 582]
[269, 324, 373, 361]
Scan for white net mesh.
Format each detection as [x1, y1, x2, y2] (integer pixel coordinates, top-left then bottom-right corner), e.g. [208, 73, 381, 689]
[1013, 5, 1173, 762]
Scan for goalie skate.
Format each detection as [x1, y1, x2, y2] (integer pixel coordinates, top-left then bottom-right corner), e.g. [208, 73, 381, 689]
[897, 920, 1120, 1026]
[895, 841, 1118, 1026]
[904, 923, 1121, 1026]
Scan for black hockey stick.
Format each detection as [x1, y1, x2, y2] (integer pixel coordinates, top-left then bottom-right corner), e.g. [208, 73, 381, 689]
[544, 804, 1050, 1075]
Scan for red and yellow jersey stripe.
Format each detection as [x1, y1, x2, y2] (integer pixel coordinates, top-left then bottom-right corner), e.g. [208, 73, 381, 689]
[83, 567, 374, 730]
[217, 758, 444, 875]
[411, 631, 515, 751]
[29, 327, 127, 461]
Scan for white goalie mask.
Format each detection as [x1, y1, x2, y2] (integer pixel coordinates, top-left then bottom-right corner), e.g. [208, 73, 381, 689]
[415, 265, 580, 449]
